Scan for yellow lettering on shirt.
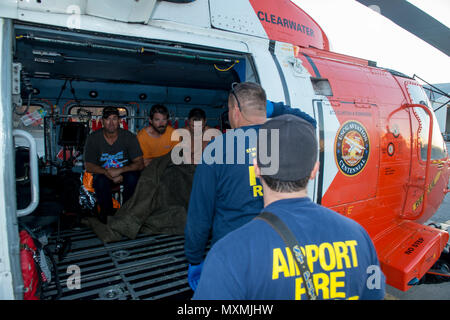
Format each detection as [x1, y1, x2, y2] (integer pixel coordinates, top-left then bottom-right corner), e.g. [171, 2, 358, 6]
[249, 166, 263, 197]
[286, 247, 300, 277]
[318, 243, 336, 271]
[246, 147, 257, 158]
[295, 272, 346, 300]
[345, 240, 359, 268]
[295, 277, 306, 300]
[272, 248, 290, 280]
[313, 272, 330, 299]
[248, 166, 257, 186]
[253, 185, 263, 197]
[305, 244, 319, 273]
[271, 240, 364, 300]
[333, 242, 352, 270]
[330, 271, 346, 299]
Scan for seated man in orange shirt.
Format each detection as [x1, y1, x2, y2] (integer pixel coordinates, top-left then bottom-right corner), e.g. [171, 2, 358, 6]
[137, 104, 179, 167]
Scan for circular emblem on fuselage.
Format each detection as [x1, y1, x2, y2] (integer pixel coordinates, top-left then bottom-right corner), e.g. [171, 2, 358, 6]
[335, 120, 370, 176]
[387, 143, 395, 156]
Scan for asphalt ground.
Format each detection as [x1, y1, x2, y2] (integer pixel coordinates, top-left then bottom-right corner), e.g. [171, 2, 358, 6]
[386, 142, 450, 300]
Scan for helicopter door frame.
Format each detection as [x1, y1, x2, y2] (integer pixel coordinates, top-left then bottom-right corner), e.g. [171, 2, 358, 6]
[312, 99, 340, 204]
[262, 40, 321, 202]
[0, 18, 23, 300]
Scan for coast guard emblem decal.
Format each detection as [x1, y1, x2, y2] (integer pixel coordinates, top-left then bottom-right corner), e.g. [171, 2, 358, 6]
[335, 120, 370, 176]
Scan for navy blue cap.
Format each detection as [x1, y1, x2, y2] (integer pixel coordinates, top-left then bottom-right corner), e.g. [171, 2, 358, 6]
[257, 114, 318, 181]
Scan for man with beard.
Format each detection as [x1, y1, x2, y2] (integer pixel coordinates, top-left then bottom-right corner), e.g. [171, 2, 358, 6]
[137, 104, 180, 167]
[84, 106, 144, 223]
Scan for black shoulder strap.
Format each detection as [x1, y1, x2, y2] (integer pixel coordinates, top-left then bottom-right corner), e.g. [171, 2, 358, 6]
[255, 211, 317, 300]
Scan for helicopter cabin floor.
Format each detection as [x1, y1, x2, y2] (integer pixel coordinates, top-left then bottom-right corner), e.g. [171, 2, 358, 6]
[42, 225, 197, 300]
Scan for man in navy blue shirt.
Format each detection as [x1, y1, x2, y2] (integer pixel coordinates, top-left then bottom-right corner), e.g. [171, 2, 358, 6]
[184, 82, 317, 290]
[193, 114, 385, 300]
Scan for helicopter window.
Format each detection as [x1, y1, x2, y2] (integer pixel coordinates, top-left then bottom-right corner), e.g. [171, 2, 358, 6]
[69, 106, 128, 120]
[407, 84, 447, 161]
[311, 77, 333, 96]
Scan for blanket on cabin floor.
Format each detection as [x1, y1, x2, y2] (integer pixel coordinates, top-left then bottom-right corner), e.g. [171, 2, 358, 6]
[85, 152, 196, 243]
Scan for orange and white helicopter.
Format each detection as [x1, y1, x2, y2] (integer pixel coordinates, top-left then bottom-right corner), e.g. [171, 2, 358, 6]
[0, 0, 448, 299]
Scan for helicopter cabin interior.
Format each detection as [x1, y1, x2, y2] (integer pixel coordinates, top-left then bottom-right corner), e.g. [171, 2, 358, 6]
[12, 22, 259, 300]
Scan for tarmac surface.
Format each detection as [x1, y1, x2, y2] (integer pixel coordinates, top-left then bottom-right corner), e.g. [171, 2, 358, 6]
[386, 142, 450, 300]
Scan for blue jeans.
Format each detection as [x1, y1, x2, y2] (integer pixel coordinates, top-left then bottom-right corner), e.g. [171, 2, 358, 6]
[92, 171, 140, 216]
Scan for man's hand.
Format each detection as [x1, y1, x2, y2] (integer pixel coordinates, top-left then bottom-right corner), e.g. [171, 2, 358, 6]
[103, 169, 122, 183]
[143, 158, 152, 167]
[85, 157, 143, 184]
[85, 162, 118, 181]
[106, 167, 123, 178]
[111, 175, 123, 184]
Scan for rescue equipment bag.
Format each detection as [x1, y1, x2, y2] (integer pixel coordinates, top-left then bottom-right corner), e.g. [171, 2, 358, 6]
[19, 226, 62, 300]
[20, 230, 40, 300]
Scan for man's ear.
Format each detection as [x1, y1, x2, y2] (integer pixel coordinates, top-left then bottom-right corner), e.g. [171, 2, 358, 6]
[232, 104, 240, 123]
[309, 161, 320, 180]
[252, 158, 262, 178]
